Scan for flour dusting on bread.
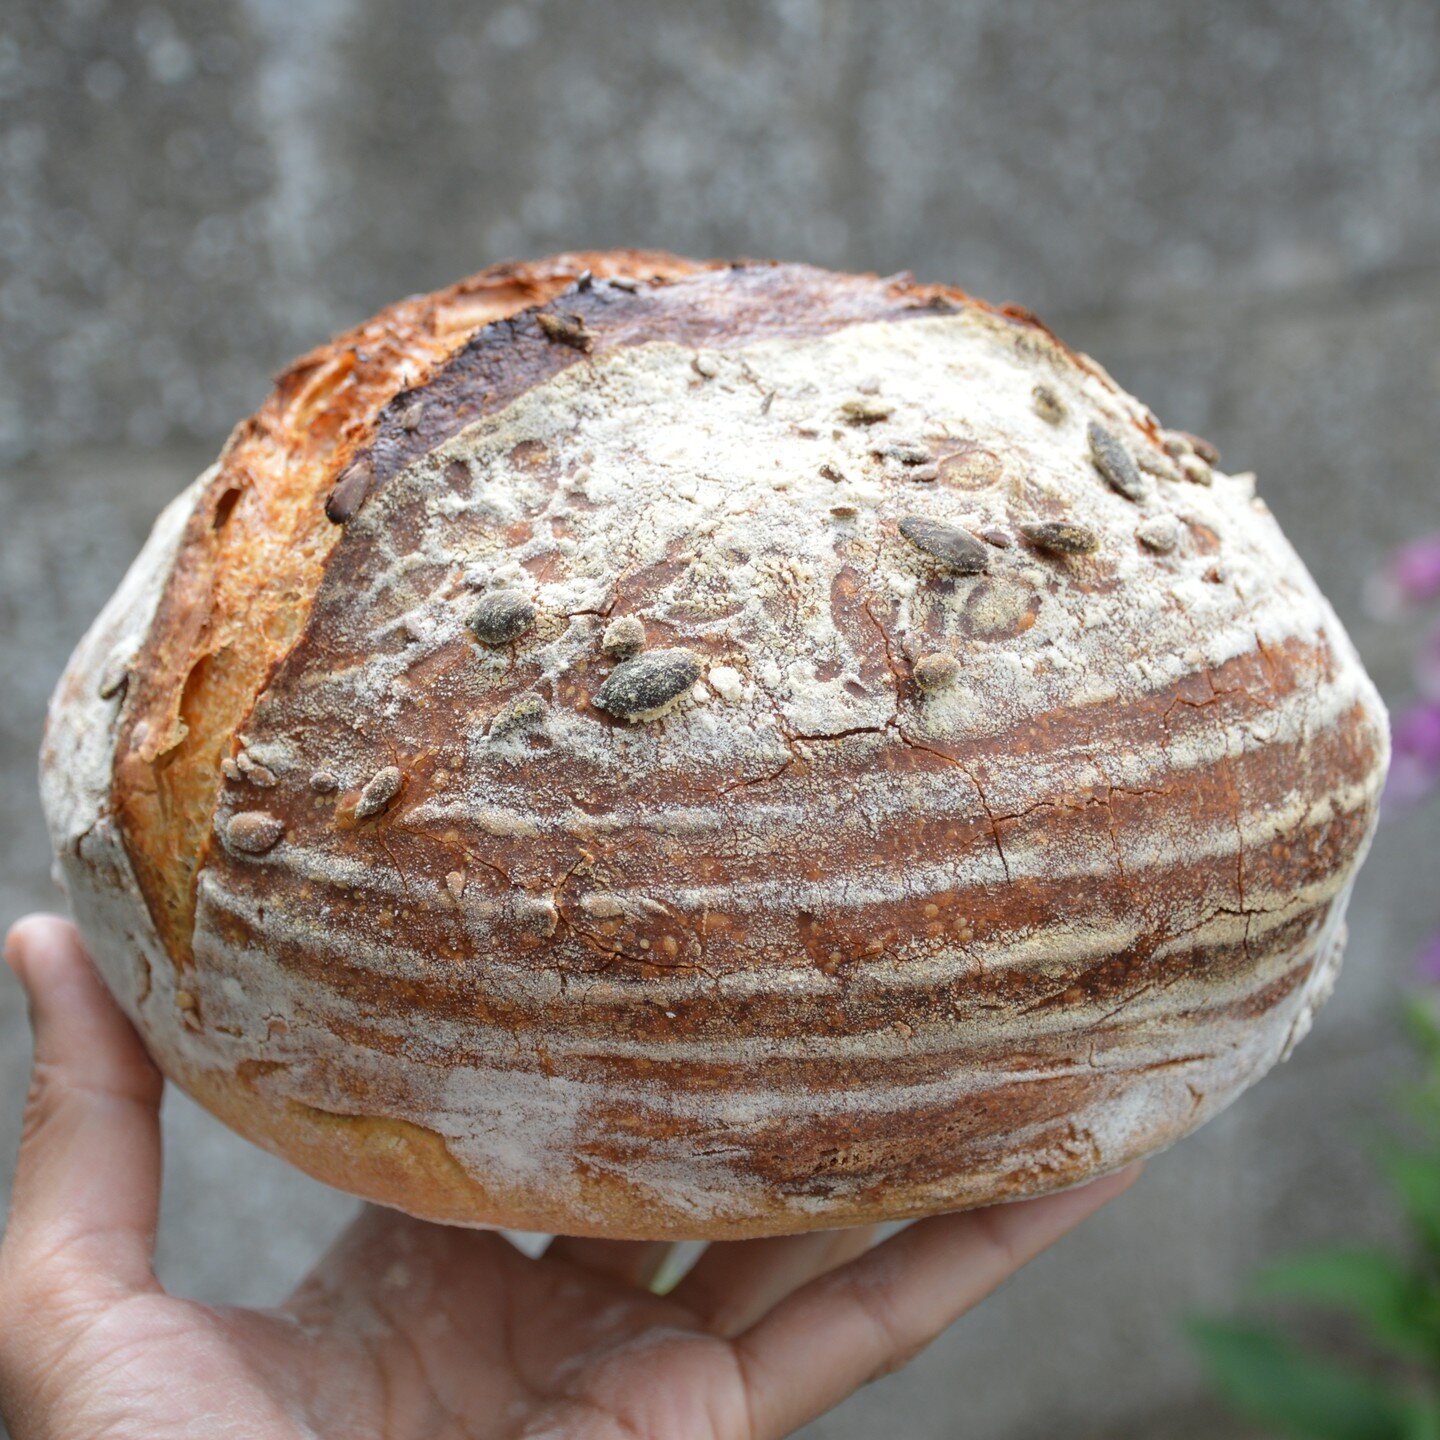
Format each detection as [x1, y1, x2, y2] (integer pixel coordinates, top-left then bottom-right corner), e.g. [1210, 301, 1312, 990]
[41, 255, 1389, 1238]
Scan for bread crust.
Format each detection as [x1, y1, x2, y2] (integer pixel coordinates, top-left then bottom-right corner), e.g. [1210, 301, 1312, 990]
[43, 253, 1388, 1238]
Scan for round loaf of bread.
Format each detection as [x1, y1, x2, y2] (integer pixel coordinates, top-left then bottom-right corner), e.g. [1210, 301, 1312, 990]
[41, 251, 1389, 1239]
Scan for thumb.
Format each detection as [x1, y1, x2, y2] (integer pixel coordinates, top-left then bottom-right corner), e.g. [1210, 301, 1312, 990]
[2, 915, 163, 1297]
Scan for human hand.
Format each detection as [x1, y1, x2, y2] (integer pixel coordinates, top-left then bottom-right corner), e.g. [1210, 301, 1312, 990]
[0, 915, 1139, 1439]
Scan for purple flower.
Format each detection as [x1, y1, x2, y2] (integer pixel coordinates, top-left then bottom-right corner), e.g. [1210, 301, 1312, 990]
[1395, 703, 1440, 766]
[1384, 702, 1440, 811]
[1372, 535, 1440, 616]
[1381, 537, 1440, 983]
[1395, 536, 1440, 604]
[1419, 619, 1440, 703]
[1418, 931, 1440, 984]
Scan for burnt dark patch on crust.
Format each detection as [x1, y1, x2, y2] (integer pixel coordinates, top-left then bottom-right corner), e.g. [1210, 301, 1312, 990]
[74, 246, 1388, 1240]
[349, 264, 1110, 509]
[108, 251, 708, 970]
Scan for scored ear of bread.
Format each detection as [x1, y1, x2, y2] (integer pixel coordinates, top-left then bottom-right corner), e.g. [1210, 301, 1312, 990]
[111, 251, 709, 967]
[42, 253, 1388, 1239]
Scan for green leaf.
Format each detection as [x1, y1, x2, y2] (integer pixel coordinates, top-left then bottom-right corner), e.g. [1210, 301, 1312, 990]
[1403, 999, 1440, 1063]
[1394, 1088, 1440, 1136]
[1187, 1318, 1413, 1440]
[1403, 1401, 1440, 1440]
[1395, 1000, 1440, 1134]
[1379, 1149, 1440, 1257]
[1251, 1248, 1436, 1358]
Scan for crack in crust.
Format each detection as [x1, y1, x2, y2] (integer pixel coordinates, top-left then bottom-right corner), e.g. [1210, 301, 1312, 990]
[46, 250, 1390, 1238]
[110, 251, 709, 968]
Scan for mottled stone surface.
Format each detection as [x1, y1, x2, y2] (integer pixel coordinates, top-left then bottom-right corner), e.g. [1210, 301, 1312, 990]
[2, 1, 1438, 1435]
[4, 0, 1439, 469]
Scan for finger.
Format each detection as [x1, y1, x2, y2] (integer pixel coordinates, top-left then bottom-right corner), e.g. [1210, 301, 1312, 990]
[672, 1225, 879, 1336]
[544, 1236, 675, 1289]
[733, 1165, 1142, 1438]
[2, 915, 163, 1295]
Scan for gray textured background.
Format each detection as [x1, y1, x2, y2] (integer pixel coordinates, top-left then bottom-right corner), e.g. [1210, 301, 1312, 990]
[3, 1, 1439, 1436]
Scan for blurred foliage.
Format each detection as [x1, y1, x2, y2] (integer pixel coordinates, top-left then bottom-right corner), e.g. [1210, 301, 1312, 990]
[1190, 1000, 1440, 1437]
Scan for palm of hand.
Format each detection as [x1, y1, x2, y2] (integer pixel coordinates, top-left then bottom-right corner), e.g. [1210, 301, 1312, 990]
[0, 916, 1137, 1439]
[38, 1219, 755, 1439]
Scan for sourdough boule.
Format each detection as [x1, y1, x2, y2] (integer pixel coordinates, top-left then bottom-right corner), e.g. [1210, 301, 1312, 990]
[41, 252, 1388, 1239]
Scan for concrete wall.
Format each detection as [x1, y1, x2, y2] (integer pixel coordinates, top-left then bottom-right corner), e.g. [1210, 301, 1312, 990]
[2, 2, 1438, 1434]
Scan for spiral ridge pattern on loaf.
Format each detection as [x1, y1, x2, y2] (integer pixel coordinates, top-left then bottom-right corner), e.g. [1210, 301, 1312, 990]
[41, 255, 1388, 1237]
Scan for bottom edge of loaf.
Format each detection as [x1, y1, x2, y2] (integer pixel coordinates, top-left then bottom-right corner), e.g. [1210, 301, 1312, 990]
[165, 1027, 1291, 1241]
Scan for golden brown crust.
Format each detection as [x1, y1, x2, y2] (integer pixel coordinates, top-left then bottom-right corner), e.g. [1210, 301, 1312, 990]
[182, 1059, 1158, 1238]
[44, 252, 1389, 1238]
[113, 250, 709, 966]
